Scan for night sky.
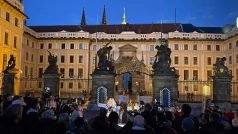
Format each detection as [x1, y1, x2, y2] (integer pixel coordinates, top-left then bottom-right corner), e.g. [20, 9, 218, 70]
[23, 0, 238, 27]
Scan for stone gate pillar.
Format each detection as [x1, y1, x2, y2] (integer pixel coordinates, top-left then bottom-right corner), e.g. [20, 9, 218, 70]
[212, 57, 232, 111]
[152, 40, 179, 107]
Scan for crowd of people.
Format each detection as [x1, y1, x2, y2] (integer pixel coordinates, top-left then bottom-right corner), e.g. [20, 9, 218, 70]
[0, 94, 238, 134]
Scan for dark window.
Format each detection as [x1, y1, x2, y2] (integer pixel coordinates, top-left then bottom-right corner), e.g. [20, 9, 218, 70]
[61, 43, 65, 49]
[193, 70, 198, 80]
[31, 54, 34, 62]
[207, 70, 212, 81]
[79, 43, 83, 49]
[229, 56, 232, 64]
[184, 44, 188, 50]
[78, 68, 83, 78]
[6, 12, 10, 22]
[93, 45, 97, 51]
[61, 55, 65, 63]
[48, 43, 52, 49]
[4, 32, 8, 45]
[207, 57, 212, 65]
[2, 54, 7, 70]
[184, 70, 189, 80]
[25, 66, 28, 77]
[216, 45, 220, 51]
[236, 41, 238, 47]
[14, 36, 17, 48]
[70, 43, 74, 49]
[40, 43, 44, 49]
[15, 17, 18, 26]
[60, 68, 65, 78]
[229, 43, 232, 49]
[193, 57, 198, 65]
[70, 56, 74, 63]
[184, 57, 189, 65]
[26, 52, 29, 61]
[193, 45, 197, 50]
[27, 40, 29, 46]
[236, 54, 238, 63]
[60, 82, 64, 88]
[38, 82, 42, 88]
[79, 56, 83, 63]
[78, 82, 82, 89]
[207, 45, 211, 51]
[69, 68, 74, 78]
[69, 83, 73, 89]
[174, 56, 179, 64]
[39, 55, 43, 63]
[236, 69, 238, 80]
[150, 57, 154, 65]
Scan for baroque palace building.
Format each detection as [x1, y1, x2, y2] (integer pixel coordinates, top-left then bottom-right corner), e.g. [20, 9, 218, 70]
[1, 1, 238, 101]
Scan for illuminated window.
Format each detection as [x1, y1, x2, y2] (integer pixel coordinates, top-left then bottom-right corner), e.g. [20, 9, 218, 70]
[93, 57, 96, 64]
[93, 45, 97, 51]
[174, 44, 179, 50]
[150, 45, 154, 51]
[79, 43, 84, 49]
[150, 57, 154, 65]
[207, 70, 212, 81]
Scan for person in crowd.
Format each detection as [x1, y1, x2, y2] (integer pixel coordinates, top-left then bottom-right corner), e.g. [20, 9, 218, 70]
[130, 114, 154, 134]
[91, 107, 108, 134]
[0, 97, 26, 134]
[182, 117, 195, 134]
[231, 110, 238, 134]
[141, 103, 157, 130]
[105, 111, 122, 134]
[39, 108, 59, 134]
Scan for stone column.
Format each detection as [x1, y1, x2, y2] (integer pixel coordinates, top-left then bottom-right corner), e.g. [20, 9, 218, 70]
[152, 74, 179, 107]
[43, 74, 60, 98]
[212, 76, 232, 111]
[92, 73, 115, 103]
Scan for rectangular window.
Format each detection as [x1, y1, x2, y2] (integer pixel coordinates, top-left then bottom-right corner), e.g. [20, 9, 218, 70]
[216, 45, 220, 51]
[174, 44, 179, 50]
[194, 85, 198, 92]
[61, 55, 65, 63]
[79, 56, 83, 63]
[229, 43, 232, 49]
[236, 41, 238, 47]
[15, 17, 19, 26]
[78, 68, 83, 78]
[38, 82, 42, 88]
[70, 56, 74, 63]
[69, 83, 73, 89]
[184, 57, 189, 65]
[61, 43, 65, 49]
[193, 57, 198, 65]
[60, 68, 65, 78]
[2, 54, 7, 70]
[4, 32, 9, 45]
[25, 66, 28, 77]
[229, 56, 232, 64]
[236, 54, 238, 63]
[184, 70, 189, 80]
[32, 42, 35, 48]
[31, 54, 34, 62]
[69, 68, 74, 78]
[70, 43, 74, 49]
[60, 82, 64, 89]
[79, 43, 84, 49]
[207, 45, 211, 51]
[207, 70, 212, 81]
[207, 57, 212, 65]
[193, 44, 197, 50]
[14, 36, 17, 48]
[39, 55, 43, 63]
[27, 39, 29, 46]
[174, 56, 179, 64]
[93, 57, 96, 64]
[150, 45, 154, 51]
[40, 43, 44, 49]
[93, 45, 97, 51]
[150, 57, 154, 65]
[236, 69, 238, 80]
[48, 43, 52, 49]
[6, 12, 10, 22]
[193, 70, 198, 80]
[26, 52, 29, 61]
[30, 67, 33, 77]
[78, 82, 82, 89]
[184, 44, 188, 50]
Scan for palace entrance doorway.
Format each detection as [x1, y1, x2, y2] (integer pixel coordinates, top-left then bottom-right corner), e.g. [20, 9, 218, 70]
[114, 44, 151, 102]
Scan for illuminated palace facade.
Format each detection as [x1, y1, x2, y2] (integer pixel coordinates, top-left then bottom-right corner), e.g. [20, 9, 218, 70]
[1, 1, 238, 101]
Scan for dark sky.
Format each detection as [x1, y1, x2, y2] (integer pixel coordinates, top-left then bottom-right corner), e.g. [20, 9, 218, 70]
[23, 0, 238, 27]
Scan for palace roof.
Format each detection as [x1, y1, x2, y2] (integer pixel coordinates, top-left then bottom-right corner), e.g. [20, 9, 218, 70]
[29, 23, 224, 34]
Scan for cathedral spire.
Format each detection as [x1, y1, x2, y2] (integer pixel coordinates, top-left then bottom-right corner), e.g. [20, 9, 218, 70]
[122, 8, 127, 25]
[101, 5, 107, 25]
[80, 8, 86, 26]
